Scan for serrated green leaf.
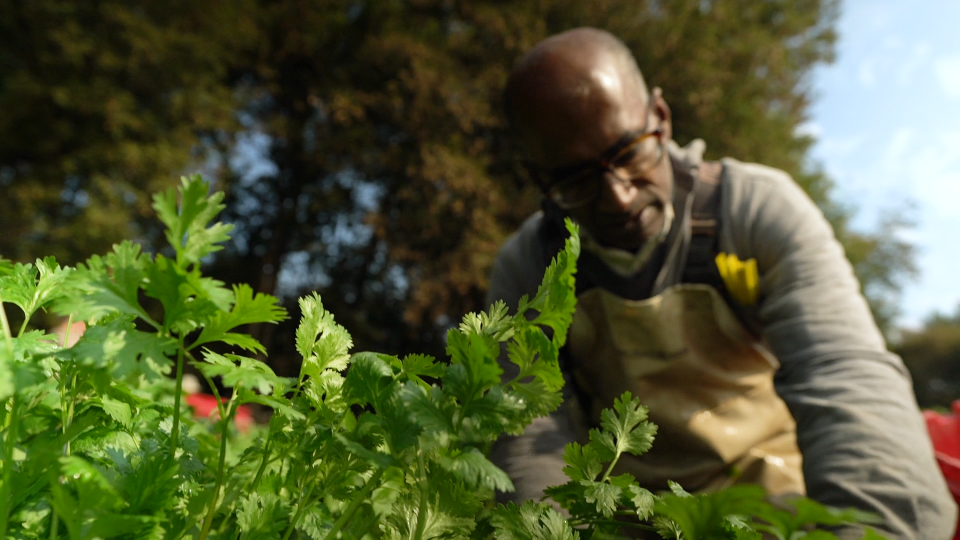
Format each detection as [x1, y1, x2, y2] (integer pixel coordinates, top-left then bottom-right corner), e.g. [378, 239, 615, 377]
[98, 394, 132, 427]
[508, 379, 564, 430]
[399, 382, 456, 444]
[668, 480, 692, 498]
[562, 442, 603, 482]
[143, 254, 192, 329]
[371, 467, 405, 518]
[507, 326, 564, 392]
[192, 284, 286, 353]
[58, 242, 157, 326]
[153, 174, 234, 266]
[438, 446, 514, 492]
[297, 504, 336, 539]
[626, 484, 656, 520]
[59, 318, 176, 378]
[377, 388, 422, 452]
[653, 515, 684, 540]
[336, 433, 394, 469]
[241, 392, 306, 420]
[459, 300, 513, 340]
[13, 329, 60, 362]
[0, 257, 73, 322]
[518, 219, 580, 348]
[593, 392, 657, 463]
[0, 261, 37, 316]
[443, 329, 502, 406]
[655, 484, 768, 540]
[296, 292, 353, 377]
[399, 353, 444, 388]
[304, 369, 346, 409]
[582, 480, 621, 518]
[57, 456, 123, 511]
[196, 350, 284, 395]
[236, 492, 290, 540]
[343, 352, 394, 407]
[491, 502, 579, 540]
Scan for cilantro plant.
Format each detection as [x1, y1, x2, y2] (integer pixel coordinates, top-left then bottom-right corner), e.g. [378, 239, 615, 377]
[0, 176, 885, 539]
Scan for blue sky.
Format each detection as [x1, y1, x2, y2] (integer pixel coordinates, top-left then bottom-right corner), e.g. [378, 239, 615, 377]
[806, 0, 960, 328]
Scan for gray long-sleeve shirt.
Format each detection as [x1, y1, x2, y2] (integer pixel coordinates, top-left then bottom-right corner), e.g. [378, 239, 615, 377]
[485, 143, 957, 539]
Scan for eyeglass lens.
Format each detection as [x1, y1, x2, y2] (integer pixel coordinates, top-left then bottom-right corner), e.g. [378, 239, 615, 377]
[551, 133, 662, 208]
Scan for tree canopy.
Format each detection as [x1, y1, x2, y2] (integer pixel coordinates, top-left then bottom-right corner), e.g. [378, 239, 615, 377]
[896, 309, 960, 408]
[0, 0, 914, 366]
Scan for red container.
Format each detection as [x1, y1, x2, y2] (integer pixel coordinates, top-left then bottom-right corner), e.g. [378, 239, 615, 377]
[923, 402, 960, 539]
[185, 393, 253, 433]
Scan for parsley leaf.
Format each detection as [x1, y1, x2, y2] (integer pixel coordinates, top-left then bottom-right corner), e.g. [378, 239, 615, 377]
[153, 174, 234, 267]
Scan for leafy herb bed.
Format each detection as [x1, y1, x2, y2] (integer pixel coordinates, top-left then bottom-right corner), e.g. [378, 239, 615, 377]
[1, 176, 884, 539]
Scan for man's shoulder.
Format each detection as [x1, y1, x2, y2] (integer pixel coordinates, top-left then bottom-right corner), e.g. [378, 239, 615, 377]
[717, 157, 820, 228]
[496, 211, 546, 265]
[487, 212, 550, 308]
[713, 156, 832, 264]
[719, 157, 798, 199]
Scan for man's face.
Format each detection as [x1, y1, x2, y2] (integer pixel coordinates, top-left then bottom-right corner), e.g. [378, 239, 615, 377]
[518, 69, 675, 251]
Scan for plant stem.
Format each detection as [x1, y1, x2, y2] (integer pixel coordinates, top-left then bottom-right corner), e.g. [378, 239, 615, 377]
[0, 292, 14, 358]
[569, 518, 659, 532]
[48, 512, 59, 540]
[280, 482, 315, 540]
[247, 430, 273, 492]
[411, 449, 430, 540]
[169, 338, 186, 458]
[323, 467, 385, 540]
[60, 314, 74, 348]
[198, 391, 237, 540]
[600, 450, 623, 483]
[0, 395, 20, 537]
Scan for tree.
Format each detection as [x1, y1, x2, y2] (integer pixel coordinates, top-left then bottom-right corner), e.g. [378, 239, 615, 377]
[895, 308, 960, 408]
[0, 0, 250, 264]
[0, 0, 912, 365]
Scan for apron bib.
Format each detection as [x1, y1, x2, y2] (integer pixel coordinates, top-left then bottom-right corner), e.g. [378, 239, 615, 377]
[566, 283, 805, 495]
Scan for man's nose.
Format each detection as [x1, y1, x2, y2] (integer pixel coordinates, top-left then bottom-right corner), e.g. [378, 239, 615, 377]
[598, 173, 637, 213]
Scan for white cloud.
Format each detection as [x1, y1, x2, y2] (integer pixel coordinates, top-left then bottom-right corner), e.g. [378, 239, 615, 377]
[934, 54, 960, 98]
[794, 121, 822, 139]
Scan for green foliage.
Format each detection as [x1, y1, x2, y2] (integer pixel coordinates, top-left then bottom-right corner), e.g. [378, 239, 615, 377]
[0, 0, 249, 265]
[895, 306, 960, 408]
[0, 177, 886, 539]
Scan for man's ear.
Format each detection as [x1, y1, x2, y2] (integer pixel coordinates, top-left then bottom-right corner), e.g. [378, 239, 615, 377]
[652, 86, 672, 141]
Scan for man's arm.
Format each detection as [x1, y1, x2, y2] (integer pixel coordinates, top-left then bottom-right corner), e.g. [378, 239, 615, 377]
[721, 159, 957, 539]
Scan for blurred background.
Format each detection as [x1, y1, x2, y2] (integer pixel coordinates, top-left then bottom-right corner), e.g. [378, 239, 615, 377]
[1, 0, 956, 407]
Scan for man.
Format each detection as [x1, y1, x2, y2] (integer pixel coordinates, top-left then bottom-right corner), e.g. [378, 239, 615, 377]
[486, 27, 956, 539]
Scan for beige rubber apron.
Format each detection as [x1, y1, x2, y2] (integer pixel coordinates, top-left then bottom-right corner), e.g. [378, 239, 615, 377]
[566, 283, 805, 495]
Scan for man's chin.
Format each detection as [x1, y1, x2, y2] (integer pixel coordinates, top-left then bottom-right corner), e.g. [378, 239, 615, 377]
[592, 214, 665, 252]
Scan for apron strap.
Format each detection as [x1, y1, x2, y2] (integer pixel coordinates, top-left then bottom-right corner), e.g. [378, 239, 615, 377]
[682, 162, 763, 338]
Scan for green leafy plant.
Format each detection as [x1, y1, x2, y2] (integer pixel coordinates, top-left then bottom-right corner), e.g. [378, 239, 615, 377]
[0, 176, 885, 539]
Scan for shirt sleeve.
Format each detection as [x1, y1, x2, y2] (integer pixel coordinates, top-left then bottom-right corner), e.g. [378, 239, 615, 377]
[720, 159, 957, 539]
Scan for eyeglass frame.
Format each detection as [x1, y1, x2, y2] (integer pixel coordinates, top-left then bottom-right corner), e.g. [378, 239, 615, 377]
[526, 98, 666, 210]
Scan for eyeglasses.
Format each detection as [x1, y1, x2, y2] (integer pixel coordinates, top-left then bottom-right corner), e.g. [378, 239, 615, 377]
[539, 126, 665, 210]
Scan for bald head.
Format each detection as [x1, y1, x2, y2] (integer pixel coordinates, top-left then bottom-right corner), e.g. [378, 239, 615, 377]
[505, 28, 651, 167]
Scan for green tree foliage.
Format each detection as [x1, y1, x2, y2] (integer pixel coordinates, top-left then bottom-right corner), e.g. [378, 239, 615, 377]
[0, 0, 250, 263]
[895, 308, 960, 408]
[0, 0, 913, 361]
